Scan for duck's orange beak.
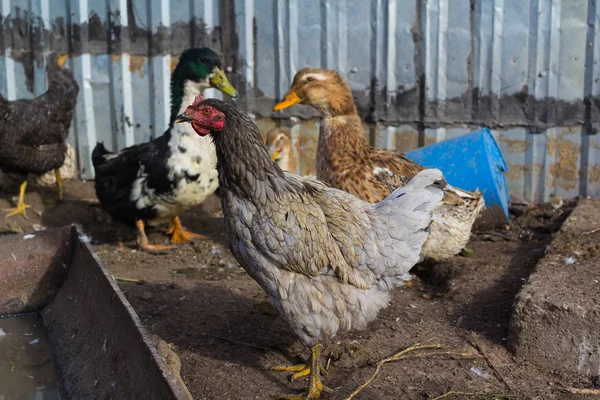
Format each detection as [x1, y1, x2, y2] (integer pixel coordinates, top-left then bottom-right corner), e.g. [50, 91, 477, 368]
[273, 91, 301, 111]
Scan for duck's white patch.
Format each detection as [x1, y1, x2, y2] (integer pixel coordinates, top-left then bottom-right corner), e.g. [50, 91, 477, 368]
[129, 80, 219, 219]
[304, 72, 328, 81]
[130, 165, 149, 205]
[23, 234, 35, 240]
[373, 166, 394, 177]
[104, 153, 120, 161]
[181, 80, 210, 101]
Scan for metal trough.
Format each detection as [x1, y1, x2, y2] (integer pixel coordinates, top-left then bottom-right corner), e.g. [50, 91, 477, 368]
[0, 225, 191, 399]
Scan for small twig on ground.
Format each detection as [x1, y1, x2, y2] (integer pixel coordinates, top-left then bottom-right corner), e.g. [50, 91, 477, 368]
[561, 387, 600, 395]
[431, 391, 516, 400]
[325, 351, 333, 372]
[467, 337, 513, 393]
[582, 228, 600, 236]
[344, 339, 480, 400]
[7, 357, 17, 372]
[114, 276, 145, 284]
[64, 197, 100, 204]
[4, 221, 24, 234]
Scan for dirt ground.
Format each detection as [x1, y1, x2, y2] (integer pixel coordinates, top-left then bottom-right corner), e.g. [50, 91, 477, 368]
[0, 180, 595, 400]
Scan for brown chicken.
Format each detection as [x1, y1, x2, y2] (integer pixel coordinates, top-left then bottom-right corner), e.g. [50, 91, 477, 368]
[274, 68, 485, 261]
[176, 94, 445, 399]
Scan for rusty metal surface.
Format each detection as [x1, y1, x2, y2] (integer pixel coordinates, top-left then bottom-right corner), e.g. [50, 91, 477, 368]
[0, 225, 191, 399]
[0, 227, 73, 315]
[40, 225, 191, 400]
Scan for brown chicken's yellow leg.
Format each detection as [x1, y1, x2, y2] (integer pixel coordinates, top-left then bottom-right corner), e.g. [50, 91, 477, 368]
[3, 181, 32, 219]
[168, 216, 207, 244]
[54, 169, 64, 201]
[273, 343, 332, 400]
[136, 220, 173, 252]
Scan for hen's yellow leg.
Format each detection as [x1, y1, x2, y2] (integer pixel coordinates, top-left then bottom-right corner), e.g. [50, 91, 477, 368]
[54, 169, 64, 201]
[168, 216, 207, 244]
[136, 220, 173, 252]
[273, 364, 311, 380]
[4, 181, 31, 219]
[273, 343, 332, 400]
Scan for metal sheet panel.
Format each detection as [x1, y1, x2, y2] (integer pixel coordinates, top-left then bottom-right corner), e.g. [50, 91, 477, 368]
[0, 0, 599, 204]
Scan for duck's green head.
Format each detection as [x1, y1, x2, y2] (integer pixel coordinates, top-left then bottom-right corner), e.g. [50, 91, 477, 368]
[170, 48, 238, 123]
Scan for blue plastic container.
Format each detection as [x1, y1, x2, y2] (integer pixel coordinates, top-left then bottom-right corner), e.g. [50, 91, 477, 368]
[405, 128, 510, 221]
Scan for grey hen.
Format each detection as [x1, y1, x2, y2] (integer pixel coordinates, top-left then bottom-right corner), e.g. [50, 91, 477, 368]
[176, 95, 445, 399]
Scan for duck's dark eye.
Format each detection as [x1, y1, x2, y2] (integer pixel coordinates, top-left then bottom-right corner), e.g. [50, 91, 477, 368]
[202, 107, 211, 115]
[306, 77, 314, 82]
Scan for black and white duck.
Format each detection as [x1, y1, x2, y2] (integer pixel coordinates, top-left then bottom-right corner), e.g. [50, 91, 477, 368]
[92, 48, 238, 251]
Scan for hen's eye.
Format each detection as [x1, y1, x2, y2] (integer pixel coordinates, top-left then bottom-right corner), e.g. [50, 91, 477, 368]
[306, 77, 314, 82]
[202, 107, 211, 115]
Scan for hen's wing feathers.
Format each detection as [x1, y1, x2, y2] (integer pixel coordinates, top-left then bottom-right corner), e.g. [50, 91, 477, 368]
[312, 170, 444, 282]
[247, 170, 444, 291]
[245, 175, 373, 290]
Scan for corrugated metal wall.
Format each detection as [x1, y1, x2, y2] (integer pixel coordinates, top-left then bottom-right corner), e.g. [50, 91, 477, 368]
[1, 0, 599, 204]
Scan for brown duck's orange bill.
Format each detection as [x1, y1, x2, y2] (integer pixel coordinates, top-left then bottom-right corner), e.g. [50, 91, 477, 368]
[273, 91, 301, 111]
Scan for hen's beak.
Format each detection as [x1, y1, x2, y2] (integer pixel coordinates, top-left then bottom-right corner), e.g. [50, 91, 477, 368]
[175, 112, 193, 123]
[272, 150, 280, 161]
[273, 91, 301, 111]
[209, 67, 238, 98]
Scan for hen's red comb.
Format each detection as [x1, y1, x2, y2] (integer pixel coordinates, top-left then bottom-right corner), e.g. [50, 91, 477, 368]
[192, 94, 205, 107]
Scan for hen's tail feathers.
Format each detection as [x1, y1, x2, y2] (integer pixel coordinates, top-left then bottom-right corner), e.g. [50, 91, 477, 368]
[92, 142, 111, 168]
[374, 168, 446, 253]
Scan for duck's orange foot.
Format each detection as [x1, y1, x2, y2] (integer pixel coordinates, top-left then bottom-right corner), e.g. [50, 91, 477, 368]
[136, 220, 173, 253]
[168, 216, 207, 244]
[139, 242, 174, 253]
